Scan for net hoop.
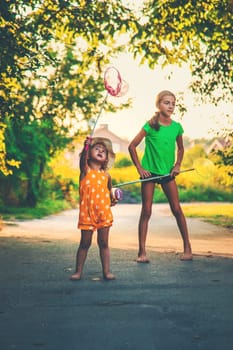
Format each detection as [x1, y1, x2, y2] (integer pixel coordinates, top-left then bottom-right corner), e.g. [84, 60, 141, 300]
[104, 66, 123, 96]
[89, 66, 128, 136]
[115, 79, 129, 97]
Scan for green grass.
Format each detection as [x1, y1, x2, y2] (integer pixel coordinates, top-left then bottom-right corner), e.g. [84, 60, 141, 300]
[0, 199, 72, 220]
[182, 203, 233, 229]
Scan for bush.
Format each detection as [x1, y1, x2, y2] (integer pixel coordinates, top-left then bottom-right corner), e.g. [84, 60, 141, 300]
[178, 187, 232, 202]
[114, 155, 132, 168]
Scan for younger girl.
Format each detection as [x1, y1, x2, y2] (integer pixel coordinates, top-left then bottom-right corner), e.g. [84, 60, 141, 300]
[128, 90, 193, 263]
[70, 137, 117, 281]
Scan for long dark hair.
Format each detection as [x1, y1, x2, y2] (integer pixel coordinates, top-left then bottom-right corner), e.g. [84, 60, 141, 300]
[149, 111, 160, 131]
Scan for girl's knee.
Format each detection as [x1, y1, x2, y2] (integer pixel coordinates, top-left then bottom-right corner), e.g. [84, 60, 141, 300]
[79, 237, 92, 250]
[97, 238, 108, 249]
[171, 205, 183, 218]
[141, 207, 152, 220]
[79, 231, 93, 250]
[79, 241, 91, 250]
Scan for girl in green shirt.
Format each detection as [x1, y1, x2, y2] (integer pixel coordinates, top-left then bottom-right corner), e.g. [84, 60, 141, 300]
[128, 90, 193, 263]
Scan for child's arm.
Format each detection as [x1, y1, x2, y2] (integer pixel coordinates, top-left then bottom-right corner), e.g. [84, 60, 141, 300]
[128, 129, 151, 179]
[107, 173, 117, 206]
[79, 137, 91, 178]
[171, 135, 184, 177]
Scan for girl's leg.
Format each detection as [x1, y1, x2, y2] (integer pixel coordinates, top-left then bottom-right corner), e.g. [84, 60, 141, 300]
[162, 180, 193, 260]
[70, 230, 93, 280]
[137, 181, 155, 262]
[97, 226, 115, 280]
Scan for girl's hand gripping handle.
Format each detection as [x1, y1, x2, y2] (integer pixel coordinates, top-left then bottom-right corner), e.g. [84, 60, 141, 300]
[84, 136, 92, 151]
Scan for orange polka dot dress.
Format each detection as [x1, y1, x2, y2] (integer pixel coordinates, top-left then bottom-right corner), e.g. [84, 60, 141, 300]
[78, 168, 113, 231]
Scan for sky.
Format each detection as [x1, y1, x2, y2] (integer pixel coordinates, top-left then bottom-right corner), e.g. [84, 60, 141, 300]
[98, 53, 232, 141]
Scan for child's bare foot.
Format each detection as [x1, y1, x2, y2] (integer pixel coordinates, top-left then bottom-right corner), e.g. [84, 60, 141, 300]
[70, 272, 82, 281]
[136, 256, 150, 263]
[103, 272, 116, 280]
[180, 253, 193, 261]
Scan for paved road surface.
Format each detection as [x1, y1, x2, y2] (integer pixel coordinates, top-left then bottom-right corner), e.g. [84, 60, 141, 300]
[0, 204, 232, 350]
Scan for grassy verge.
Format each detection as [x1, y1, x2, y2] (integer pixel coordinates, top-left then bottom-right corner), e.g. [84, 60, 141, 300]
[0, 199, 72, 220]
[182, 203, 233, 229]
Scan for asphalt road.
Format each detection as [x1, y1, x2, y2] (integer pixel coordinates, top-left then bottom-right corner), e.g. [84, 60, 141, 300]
[0, 204, 232, 350]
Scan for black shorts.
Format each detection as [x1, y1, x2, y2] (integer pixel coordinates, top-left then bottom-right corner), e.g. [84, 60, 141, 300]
[145, 173, 175, 185]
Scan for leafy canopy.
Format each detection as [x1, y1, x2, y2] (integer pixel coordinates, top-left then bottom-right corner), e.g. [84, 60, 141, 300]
[0, 0, 232, 205]
[130, 0, 233, 103]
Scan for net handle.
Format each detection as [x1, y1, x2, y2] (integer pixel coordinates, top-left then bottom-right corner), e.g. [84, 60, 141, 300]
[116, 168, 195, 187]
[88, 67, 127, 137]
[90, 91, 108, 137]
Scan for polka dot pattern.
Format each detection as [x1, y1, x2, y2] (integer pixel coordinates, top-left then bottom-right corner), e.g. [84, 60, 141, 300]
[78, 168, 113, 230]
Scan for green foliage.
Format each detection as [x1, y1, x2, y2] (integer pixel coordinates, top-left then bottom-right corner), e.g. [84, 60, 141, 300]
[1, 0, 232, 208]
[46, 150, 80, 206]
[109, 146, 233, 202]
[114, 154, 133, 168]
[178, 187, 232, 202]
[131, 0, 233, 103]
[214, 135, 233, 173]
[0, 0, 135, 206]
[182, 145, 207, 168]
[0, 199, 71, 220]
[182, 203, 233, 229]
[0, 123, 20, 175]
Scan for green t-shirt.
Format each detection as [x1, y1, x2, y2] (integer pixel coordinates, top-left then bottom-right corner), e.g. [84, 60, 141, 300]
[141, 121, 184, 175]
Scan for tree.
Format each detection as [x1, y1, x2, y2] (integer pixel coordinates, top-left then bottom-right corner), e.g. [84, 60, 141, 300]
[129, 0, 233, 104]
[1, 0, 232, 206]
[0, 123, 20, 176]
[0, 0, 134, 206]
[214, 134, 233, 180]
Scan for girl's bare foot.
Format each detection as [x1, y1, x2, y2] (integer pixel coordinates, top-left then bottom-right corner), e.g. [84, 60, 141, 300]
[180, 243, 193, 261]
[136, 256, 150, 263]
[103, 272, 116, 280]
[70, 272, 82, 280]
[180, 253, 193, 261]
